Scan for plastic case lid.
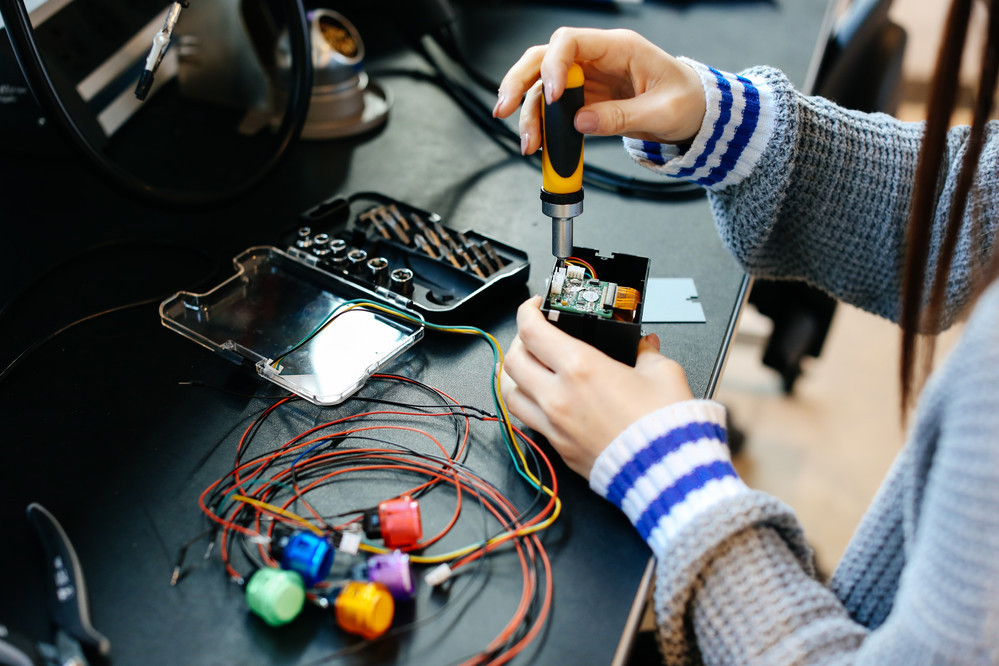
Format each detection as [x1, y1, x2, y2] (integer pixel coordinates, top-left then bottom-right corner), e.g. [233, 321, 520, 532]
[160, 246, 423, 405]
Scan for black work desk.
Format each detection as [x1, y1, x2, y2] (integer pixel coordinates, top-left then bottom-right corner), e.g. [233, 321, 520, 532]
[0, 2, 830, 664]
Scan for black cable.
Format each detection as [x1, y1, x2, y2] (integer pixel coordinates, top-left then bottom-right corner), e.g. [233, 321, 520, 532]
[0, 0, 313, 209]
[0, 239, 216, 329]
[417, 29, 706, 202]
[0, 296, 163, 385]
[206, 383, 549, 663]
[213, 383, 546, 546]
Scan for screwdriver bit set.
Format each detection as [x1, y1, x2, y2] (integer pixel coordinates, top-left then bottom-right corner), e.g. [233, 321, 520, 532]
[283, 192, 529, 320]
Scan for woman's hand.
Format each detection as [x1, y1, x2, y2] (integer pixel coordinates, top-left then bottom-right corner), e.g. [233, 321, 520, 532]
[501, 296, 694, 478]
[492, 27, 706, 155]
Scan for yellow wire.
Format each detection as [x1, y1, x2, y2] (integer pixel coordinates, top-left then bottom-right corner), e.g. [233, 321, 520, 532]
[344, 301, 556, 500]
[230, 495, 324, 537]
[356, 496, 561, 565]
[276, 301, 561, 562]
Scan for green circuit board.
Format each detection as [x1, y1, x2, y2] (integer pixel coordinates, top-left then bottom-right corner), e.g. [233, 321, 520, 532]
[548, 276, 616, 319]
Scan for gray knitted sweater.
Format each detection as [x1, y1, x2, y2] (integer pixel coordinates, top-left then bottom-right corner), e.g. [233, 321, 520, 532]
[589, 61, 999, 664]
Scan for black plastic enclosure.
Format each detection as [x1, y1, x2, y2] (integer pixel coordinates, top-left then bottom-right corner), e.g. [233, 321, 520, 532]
[285, 193, 530, 323]
[540, 246, 650, 366]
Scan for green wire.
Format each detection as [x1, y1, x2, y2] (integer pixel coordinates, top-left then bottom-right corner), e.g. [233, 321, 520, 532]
[273, 298, 542, 490]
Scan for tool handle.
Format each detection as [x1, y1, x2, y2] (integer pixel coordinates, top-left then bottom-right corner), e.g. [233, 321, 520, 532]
[26, 503, 110, 658]
[541, 64, 585, 195]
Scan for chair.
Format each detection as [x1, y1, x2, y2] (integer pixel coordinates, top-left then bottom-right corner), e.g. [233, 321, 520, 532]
[747, 0, 907, 393]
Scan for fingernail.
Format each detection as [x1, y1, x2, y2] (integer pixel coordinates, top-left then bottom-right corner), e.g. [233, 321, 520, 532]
[575, 110, 598, 133]
[521, 133, 530, 156]
[492, 93, 505, 118]
[543, 81, 554, 105]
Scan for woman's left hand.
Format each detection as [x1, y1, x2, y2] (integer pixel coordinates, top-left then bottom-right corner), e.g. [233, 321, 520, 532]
[501, 296, 694, 478]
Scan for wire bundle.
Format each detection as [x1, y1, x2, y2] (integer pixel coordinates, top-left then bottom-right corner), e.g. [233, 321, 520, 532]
[399, 23, 706, 202]
[188, 301, 561, 664]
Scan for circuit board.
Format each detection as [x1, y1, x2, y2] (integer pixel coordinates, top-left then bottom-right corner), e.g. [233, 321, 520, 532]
[547, 266, 617, 319]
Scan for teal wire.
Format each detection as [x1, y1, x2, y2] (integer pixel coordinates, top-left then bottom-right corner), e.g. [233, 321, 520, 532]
[278, 298, 541, 490]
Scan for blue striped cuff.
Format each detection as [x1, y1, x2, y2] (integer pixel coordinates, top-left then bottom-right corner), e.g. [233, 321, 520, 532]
[623, 57, 775, 191]
[589, 400, 748, 559]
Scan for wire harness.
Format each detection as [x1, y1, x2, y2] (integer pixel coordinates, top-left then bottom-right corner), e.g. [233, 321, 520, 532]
[182, 301, 560, 664]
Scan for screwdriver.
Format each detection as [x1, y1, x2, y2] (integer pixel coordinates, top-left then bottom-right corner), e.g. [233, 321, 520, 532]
[541, 63, 585, 269]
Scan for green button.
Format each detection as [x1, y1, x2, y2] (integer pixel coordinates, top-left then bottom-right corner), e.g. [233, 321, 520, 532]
[245, 568, 305, 626]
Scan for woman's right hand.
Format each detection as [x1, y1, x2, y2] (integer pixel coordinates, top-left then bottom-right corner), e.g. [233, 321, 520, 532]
[492, 27, 706, 155]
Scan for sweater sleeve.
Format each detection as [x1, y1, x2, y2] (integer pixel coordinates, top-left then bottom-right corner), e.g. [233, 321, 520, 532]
[590, 399, 870, 664]
[851, 283, 999, 663]
[625, 58, 999, 327]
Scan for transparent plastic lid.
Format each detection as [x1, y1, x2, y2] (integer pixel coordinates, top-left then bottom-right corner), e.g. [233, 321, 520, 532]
[160, 246, 423, 405]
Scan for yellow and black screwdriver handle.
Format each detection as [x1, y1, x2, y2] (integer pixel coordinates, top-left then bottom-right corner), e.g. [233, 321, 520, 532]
[541, 63, 585, 264]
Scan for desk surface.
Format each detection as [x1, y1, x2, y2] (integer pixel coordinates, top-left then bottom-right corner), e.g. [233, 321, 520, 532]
[0, 2, 829, 663]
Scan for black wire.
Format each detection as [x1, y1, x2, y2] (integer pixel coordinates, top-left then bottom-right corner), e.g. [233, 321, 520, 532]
[0, 0, 313, 209]
[236, 441, 537, 664]
[276, 436, 545, 542]
[415, 30, 706, 202]
[0, 239, 216, 329]
[213, 379, 547, 554]
[207, 380, 549, 663]
[0, 296, 163, 385]
[302, 549, 491, 665]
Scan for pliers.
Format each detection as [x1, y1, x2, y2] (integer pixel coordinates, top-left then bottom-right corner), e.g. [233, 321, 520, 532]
[0, 503, 110, 666]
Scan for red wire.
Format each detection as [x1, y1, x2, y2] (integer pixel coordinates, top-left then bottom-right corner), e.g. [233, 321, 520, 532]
[197, 384, 556, 663]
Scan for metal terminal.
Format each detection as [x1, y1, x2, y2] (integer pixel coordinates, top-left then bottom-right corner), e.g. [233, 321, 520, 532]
[390, 267, 414, 297]
[347, 248, 368, 276]
[432, 222, 456, 249]
[312, 233, 332, 256]
[366, 256, 389, 287]
[135, 1, 185, 100]
[295, 226, 313, 249]
[357, 208, 378, 227]
[456, 246, 477, 273]
[467, 260, 486, 279]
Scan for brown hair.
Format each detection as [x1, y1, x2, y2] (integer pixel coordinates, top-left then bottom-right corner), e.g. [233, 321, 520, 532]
[900, 0, 999, 411]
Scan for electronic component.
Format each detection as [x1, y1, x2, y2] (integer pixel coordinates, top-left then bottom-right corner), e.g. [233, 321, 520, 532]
[363, 496, 422, 548]
[334, 582, 395, 640]
[366, 551, 415, 600]
[245, 568, 306, 627]
[277, 532, 335, 588]
[134, 2, 185, 101]
[540, 247, 650, 366]
[548, 270, 615, 319]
